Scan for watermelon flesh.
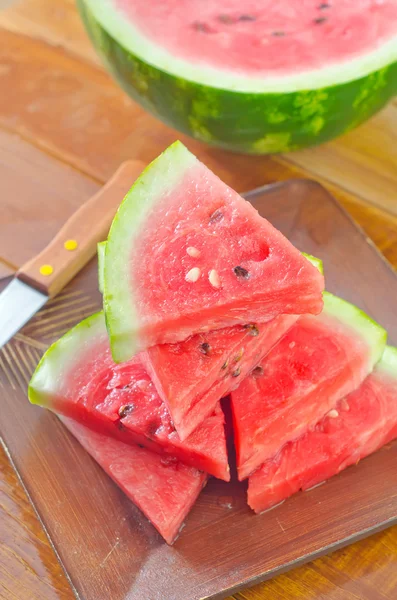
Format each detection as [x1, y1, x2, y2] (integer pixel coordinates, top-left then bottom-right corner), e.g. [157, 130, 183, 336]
[60, 416, 207, 543]
[104, 142, 324, 362]
[248, 346, 397, 514]
[231, 292, 387, 480]
[143, 314, 298, 440]
[28, 312, 230, 481]
[114, 0, 397, 77]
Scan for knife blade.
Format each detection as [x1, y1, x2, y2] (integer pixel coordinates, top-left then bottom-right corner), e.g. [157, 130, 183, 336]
[0, 159, 145, 349]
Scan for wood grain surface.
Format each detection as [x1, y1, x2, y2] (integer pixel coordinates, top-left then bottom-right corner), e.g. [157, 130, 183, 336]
[0, 1, 396, 599]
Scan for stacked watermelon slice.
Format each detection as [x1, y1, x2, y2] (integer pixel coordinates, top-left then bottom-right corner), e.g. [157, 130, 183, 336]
[29, 142, 397, 544]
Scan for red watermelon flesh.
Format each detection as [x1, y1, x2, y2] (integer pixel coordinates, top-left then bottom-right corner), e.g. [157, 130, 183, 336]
[60, 416, 207, 543]
[104, 142, 324, 362]
[114, 0, 397, 76]
[28, 312, 230, 481]
[248, 346, 397, 514]
[143, 314, 298, 440]
[231, 293, 387, 480]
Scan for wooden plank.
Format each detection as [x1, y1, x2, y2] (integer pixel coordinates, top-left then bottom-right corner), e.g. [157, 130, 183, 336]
[0, 444, 74, 600]
[0, 128, 98, 276]
[1, 0, 396, 216]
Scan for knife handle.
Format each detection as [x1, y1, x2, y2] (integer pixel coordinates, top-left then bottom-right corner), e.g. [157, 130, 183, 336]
[18, 160, 145, 298]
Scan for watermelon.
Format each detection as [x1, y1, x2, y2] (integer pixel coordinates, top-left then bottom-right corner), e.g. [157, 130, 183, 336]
[60, 416, 207, 543]
[102, 142, 324, 362]
[248, 346, 397, 514]
[78, 0, 397, 153]
[28, 312, 230, 481]
[231, 292, 387, 480]
[98, 243, 320, 439]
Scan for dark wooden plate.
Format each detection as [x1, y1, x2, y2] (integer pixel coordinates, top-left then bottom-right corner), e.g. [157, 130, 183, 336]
[1, 180, 396, 600]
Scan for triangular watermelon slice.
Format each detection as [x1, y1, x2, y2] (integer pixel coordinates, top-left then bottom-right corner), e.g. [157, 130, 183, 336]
[231, 293, 387, 480]
[103, 141, 324, 362]
[29, 312, 230, 481]
[248, 346, 397, 514]
[60, 416, 207, 543]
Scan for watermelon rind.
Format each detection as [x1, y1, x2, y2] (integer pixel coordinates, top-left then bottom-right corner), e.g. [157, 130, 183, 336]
[322, 292, 387, 368]
[77, 0, 397, 153]
[301, 253, 323, 275]
[28, 312, 105, 408]
[97, 241, 106, 294]
[377, 345, 397, 377]
[103, 141, 196, 362]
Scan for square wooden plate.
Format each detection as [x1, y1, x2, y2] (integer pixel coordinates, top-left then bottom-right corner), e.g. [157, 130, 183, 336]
[1, 179, 396, 600]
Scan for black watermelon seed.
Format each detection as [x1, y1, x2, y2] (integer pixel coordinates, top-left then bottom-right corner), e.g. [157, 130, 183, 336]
[252, 366, 264, 377]
[137, 443, 144, 449]
[193, 21, 211, 33]
[232, 367, 241, 377]
[272, 31, 285, 37]
[234, 349, 244, 363]
[239, 14, 256, 22]
[209, 208, 224, 223]
[221, 360, 228, 370]
[118, 403, 135, 419]
[314, 17, 327, 24]
[218, 14, 235, 24]
[147, 420, 160, 437]
[318, 2, 330, 8]
[244, 323, 259, 336]
[199, 342, 211, 356]
[233, 266, 250, 279]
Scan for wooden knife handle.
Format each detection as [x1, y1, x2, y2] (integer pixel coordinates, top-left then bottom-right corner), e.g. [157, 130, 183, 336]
[18, 160, 145, 298]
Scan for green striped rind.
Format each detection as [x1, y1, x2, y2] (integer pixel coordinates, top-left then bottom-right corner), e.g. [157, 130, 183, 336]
[104, 141, 197, 363]
[77, 0, 397, 154]
[98, 242, 106, 294]
[322, 292, 387, 368]
[377, 345, 397, 378]
[28, 312, 105, 408]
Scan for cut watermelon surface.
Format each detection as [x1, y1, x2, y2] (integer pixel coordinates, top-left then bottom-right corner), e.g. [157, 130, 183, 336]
[79, 0, 397, 153]
[60, 416, 207, 543]
[231, 292, 387, 480]
[103, 142, 324, 362]
[28, 312, 229, 481]
[143, 315, 298, 440]
[248, 346, 397, 514]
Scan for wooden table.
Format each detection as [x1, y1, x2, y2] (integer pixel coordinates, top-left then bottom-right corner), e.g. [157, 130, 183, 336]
[0, 1, 396, 599]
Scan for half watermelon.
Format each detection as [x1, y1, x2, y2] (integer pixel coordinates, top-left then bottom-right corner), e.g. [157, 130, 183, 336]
[248, 346, 397, 514]
[28, 312, 230, 481]
[60, 416, 207, 543]
[78, 0, 397, 153]
[103, 141, 324, 362]
[231, 292, 387, 480]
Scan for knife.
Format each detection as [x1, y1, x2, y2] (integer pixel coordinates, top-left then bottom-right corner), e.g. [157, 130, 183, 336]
[0, 159, 145, 349]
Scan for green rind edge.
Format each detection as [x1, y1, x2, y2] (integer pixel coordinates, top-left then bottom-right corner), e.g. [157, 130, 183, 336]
[378, 345, 397, 377]
[322, 292, 387, 368]
[104, 141, 196, 363]
[77, 0, 397, 154]
[28, 312, 105, 408]
[301, 253, 323, 275]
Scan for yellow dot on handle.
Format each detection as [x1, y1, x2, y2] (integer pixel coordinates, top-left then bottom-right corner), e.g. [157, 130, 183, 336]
[40, 265, 53, 276]
[64, 239, 78, 251]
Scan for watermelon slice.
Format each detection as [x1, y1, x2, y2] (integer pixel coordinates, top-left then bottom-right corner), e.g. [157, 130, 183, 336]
[78, 0, 397, 153]
[102, 142, 324, 362]
[231, 292, 387, 480]
[28, 312, 230, 481]
[248, 346, 397, 514]
[60, 416, 207, 543]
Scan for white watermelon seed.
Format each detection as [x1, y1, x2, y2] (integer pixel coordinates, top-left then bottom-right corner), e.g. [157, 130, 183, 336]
[187, 246, 201, 258]
[340, 398, 350, 411]
[328, 409, 339, 419]
[209, 269, 221, 288]
[186, 267, 201, 283]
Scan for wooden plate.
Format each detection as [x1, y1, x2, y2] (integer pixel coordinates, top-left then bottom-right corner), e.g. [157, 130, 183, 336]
[1, 180, 396, 600]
